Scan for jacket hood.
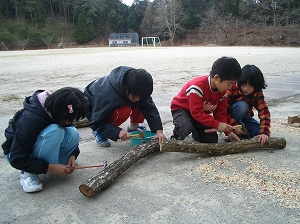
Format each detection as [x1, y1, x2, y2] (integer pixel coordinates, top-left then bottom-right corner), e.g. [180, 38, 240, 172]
[23, 90, 54, 122]
[108, 66, 134, 98]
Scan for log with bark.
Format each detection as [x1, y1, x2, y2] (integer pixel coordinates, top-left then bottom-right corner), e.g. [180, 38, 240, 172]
[73, 118, 90, 128]
[160, 137, 286, 155]
[79, 137, 286, 197]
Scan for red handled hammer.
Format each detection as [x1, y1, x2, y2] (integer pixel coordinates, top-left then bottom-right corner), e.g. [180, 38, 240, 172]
[75, 161, 108, 170]
[204, 125, 242, 133]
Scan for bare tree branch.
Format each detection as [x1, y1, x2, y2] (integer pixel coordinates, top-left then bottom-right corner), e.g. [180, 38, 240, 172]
[154, 0, 185, 46]
[140, 1, 154, 36]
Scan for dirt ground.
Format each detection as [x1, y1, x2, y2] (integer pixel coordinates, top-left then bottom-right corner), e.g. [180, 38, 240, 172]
[0, 46, 300, 223]
[1, 46, 299, 116]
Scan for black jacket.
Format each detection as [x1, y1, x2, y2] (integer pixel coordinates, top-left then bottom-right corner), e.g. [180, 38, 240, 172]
[84, 66, 163, 141]
[2, 90, 80, 174]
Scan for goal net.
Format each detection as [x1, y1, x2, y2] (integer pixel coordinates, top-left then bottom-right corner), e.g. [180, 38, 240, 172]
[141, 37, 161, 47]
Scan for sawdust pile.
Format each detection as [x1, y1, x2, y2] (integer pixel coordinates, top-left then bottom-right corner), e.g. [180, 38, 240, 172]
[271, 119, 300, 134]
[195, 156, 300, 209]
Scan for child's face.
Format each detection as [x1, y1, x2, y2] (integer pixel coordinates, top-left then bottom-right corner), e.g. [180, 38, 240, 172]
[216, 79, 237, 93]
[212, 74, 236, 93]
[240, 83, 254, 95]
[126, 90, 140, 102]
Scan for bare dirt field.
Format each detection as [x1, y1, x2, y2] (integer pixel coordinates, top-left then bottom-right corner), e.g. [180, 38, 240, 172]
[0, 46, 300, 223]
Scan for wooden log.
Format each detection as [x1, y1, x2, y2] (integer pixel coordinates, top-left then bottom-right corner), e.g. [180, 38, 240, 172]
[79, 141, 159, 197]
[79, 137, 286, 197]
[160, 137, 286, 156]
[288, 116, 300, 124]
[73, 118, 90, 128]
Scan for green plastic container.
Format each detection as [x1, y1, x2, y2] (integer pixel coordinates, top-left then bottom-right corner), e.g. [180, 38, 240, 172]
[130, 130, 155, 146]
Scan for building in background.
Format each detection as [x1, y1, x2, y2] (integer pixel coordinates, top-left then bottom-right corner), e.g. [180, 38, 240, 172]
[108, 33, 139, 47]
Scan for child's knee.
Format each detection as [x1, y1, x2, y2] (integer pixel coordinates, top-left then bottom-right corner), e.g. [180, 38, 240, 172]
[41, 124, 65, 140]
[65, 127, 79, 143]
[174, 123, 193, 139]
[181, 123, 193, 136]
[232, 101, 248, 114]
[110, 106, 132, 125]
[172, 110, 193, 139]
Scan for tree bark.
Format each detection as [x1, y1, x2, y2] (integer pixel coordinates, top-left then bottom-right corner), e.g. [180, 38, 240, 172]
[79, 141, 159, 197]
[160, 137, 286, 156]
[73, 118, 90, 128]
[79, 137, 286, 197]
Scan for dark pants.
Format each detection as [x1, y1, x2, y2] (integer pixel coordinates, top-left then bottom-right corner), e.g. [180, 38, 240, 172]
[171, 110, 218, 143]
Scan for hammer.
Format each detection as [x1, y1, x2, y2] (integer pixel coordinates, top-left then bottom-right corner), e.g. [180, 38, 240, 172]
[204, 125, 242, 133]
[137, 127, 146, 143]
[75, 160, 108, 170]
[239, 121, 251, 139]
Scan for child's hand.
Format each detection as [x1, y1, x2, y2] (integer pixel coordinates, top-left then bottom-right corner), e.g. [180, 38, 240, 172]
[48, 164, 73, 175]
[67, 156, 76, 173]
[227, 132, 241, 142]
[234, 127, 243, 135]
[217, 122, 234, 132]
[119, 129, 130, 141]
[151, 130, 167, 145]
[256, 134, 269, 145]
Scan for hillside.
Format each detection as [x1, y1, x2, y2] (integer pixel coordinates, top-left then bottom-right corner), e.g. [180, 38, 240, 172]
[173, 24, 300, 47]
[2, 24, 300, 51]
[65, 24, 300, 48]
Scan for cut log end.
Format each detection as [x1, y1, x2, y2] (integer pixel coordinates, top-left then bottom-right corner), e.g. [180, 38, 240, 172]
[79, 184, 94, 198]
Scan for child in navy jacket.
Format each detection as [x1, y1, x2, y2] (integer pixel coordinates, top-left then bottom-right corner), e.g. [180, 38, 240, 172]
[2, 87, 88, 193]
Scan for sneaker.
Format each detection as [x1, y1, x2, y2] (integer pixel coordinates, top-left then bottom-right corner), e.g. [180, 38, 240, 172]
[92, 131, 111, 147]
[221, 132, 230, 142]
[20, 172, 43, 193]
[126, 125, 147, 133]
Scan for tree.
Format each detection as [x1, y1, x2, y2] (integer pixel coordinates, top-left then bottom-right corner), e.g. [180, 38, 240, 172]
[13, 38, 29, 50]
[41, 35, 53, 49]
[201, 4, 219, 42]
[225, 0, 241, 16]
[24, 0, 44, 28]
[271, 0, 277, 25]
[73, 11, 94, 43]
[218, 13, 234, 40]
[108, 10, 121, 31]
[140, 1, 154, 36]
[13, 0, 19, 20]
[128, 0, 148, 33]
[154, 0, 185, 45]
[181, 0, 205, 29]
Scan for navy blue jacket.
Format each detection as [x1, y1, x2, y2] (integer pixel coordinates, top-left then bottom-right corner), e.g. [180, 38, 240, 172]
[2, 90, 80, 174]
[84, 66, 163, 141]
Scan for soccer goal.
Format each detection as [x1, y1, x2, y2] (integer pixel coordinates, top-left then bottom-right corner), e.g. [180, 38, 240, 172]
[141, 37, 161, 47]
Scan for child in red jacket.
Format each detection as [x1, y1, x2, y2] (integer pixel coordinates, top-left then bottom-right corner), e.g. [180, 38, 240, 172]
[170, 57, 242, 143]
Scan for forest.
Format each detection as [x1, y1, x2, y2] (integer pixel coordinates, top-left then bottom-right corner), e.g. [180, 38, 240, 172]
[0, 0, 300, 50]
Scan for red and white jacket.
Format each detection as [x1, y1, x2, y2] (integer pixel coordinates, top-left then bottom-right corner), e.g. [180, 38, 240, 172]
[170, 75, 228, 129]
